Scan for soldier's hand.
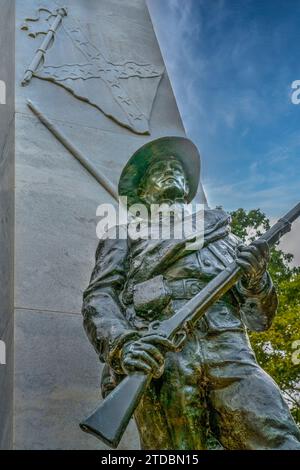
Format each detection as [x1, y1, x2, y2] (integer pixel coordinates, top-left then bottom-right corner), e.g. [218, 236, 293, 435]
[121, 334, 176, 378]
[236, 239, 270, 288]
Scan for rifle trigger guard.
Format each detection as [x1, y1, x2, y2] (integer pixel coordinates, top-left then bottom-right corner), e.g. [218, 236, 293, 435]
[172, 328, 187, 352]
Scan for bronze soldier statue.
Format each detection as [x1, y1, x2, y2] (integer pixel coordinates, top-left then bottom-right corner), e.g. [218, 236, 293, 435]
[82, 137, 300, 450]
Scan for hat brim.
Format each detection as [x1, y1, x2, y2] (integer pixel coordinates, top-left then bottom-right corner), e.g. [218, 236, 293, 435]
[118, 136, 200, 207]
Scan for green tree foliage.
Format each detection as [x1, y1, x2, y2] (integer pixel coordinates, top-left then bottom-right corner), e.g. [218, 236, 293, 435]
[230, 208, 300, 425]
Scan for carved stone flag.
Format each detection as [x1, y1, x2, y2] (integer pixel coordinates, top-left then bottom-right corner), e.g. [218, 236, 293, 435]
[22, 7, 165, 134]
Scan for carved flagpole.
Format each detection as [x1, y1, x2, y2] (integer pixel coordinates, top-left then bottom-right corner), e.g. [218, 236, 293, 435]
[27, 99, 119, 202]
[22, 7, 68, 86]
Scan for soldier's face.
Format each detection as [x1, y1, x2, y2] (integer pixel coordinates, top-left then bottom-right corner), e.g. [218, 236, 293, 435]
[139, 157, 189, 204]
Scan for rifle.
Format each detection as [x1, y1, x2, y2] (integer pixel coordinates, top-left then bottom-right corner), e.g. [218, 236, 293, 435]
[80, 202, 300, 448]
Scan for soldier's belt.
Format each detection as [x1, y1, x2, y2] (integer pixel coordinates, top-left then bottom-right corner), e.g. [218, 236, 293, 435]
[167, 278, 205, 299]
[133, 275, 206, 318]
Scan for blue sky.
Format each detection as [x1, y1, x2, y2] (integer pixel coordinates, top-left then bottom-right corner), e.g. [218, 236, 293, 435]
[147, 0, 300, 218]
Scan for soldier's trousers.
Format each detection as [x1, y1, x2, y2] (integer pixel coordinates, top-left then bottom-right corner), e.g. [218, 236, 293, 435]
[134, 329, 300, 450]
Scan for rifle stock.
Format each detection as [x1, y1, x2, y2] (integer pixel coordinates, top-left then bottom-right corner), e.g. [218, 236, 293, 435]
[80, 202, 300, 448]
[80, 373, 150, 448]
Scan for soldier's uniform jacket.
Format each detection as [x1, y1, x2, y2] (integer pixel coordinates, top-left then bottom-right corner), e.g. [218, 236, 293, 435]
[82, 208, 300, 449]
[83, 208, 277, 368]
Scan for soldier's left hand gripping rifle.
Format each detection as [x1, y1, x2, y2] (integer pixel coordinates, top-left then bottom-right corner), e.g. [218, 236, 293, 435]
[80, 202, 300, 449]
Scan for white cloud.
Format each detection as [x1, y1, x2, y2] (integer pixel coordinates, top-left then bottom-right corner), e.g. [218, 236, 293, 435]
[148, 0, 300, 262]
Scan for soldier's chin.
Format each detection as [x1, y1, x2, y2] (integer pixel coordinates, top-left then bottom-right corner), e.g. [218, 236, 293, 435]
[159, 185, 185, 202]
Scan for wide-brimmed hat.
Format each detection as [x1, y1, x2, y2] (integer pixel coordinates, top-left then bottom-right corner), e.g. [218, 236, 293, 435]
[118, 136, 200, 206]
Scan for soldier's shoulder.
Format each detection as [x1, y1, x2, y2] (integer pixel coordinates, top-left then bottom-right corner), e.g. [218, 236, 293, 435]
[96, 224, 128, 255]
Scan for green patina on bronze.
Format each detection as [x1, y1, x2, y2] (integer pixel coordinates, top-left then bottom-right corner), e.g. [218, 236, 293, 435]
[81, 137, 300, 450]
[118, 136, 200, 207]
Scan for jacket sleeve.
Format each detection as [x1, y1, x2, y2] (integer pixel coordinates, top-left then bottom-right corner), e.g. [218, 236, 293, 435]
[235, 271, 278, 332]
[82, 226, 140, 373]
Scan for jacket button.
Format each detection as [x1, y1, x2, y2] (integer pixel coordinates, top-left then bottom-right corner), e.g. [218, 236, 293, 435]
[203, 258, 211, 267]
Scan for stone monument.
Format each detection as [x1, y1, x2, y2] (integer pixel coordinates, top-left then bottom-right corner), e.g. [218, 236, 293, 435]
[14, 0, 187, 450]
[0, 0, 15, 450]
